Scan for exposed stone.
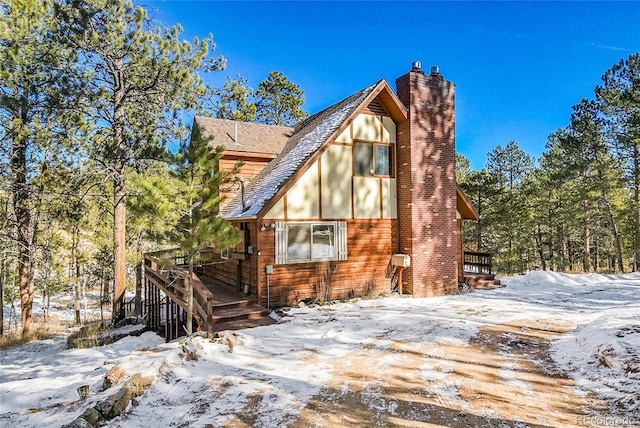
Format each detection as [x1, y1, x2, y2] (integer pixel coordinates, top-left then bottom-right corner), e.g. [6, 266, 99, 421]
[78, 407, 101, 426]
[93, 399, 113, 418]
[63, 372, 155, 427]
[106, 388, 133, 419]
[103, 366, 125, 390]
[61, 417, 93, 428]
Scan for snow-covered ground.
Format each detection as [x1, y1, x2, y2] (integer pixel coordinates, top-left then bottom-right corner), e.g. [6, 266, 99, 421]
[1, 271, 638, 427]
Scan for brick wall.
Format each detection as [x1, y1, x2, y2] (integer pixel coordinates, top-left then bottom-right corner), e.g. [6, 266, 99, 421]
[395, 65, 459, 296]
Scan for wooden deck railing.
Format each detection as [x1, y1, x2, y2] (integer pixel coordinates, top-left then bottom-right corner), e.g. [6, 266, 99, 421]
[143, 250, 215, 332]
[464, 251, 493, 274]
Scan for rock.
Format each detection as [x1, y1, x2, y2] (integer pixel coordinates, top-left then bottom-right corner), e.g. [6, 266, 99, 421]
[103, 366, 125, 390]
[78, 407, 102, 426]
[106, 388, 133, 419]
[93, 399, 113, 418]
[124, 373, 154, 397]
[220, 331, 237, 353]
[76, 385, 90, 400]
[61, 417, 93, 428]
[63, 372, 154, 427]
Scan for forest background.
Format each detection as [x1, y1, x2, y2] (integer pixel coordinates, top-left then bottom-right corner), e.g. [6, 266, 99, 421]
[1, 0, 638, 338]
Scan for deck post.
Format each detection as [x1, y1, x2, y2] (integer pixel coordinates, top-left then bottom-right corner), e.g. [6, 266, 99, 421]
[165, 294, 170, 340]
[174, 301, 179, 339]
[135, 263, 142, 317]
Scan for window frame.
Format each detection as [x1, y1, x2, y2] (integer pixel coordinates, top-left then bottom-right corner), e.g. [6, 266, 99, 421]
[275, 221, 347, 265]
[353, 141, 394, 178]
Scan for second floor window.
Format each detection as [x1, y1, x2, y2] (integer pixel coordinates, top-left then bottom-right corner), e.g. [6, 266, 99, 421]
[354, 142, 393, 177]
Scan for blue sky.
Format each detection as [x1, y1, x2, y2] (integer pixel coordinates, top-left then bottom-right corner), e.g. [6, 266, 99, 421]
[144, 1, 639, 169]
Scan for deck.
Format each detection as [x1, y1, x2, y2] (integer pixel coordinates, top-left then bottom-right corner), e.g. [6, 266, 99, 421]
[143, 252, 274, 341]
[463, 251, 502, 289]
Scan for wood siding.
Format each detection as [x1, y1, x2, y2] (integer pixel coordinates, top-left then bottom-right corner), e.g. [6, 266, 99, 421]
[254, 218, 398, 308]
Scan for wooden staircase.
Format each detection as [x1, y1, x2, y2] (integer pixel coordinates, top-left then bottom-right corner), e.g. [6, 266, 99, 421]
[142, 252, 276, 340]
[464, 272, 502, 289]
[209, 299, 276, 332]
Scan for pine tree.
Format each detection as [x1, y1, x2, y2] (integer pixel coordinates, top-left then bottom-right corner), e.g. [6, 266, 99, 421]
[596, 53, 640, 271]
[215, 74, 257, 122]
[55, 0, 225, 322]
[458, 167, 499, 252]
[0, 0, 82, 336]
[486, 141, 535, 273]
[255, 71, 308, 126]
[135, 125, 241, 333]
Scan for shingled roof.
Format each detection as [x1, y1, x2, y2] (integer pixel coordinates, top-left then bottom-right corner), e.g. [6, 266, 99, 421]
[194, 116, 293, 155]
[220, 81, 386, 219]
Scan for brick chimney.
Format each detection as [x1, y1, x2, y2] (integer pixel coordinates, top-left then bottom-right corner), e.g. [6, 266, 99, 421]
[395, 61, 459, 296]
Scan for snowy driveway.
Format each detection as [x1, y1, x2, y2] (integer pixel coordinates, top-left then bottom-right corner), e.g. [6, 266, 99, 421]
[1, 271, 639, 427]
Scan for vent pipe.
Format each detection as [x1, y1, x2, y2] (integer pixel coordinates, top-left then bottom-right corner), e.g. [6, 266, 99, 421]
[236, 175, 246, 212]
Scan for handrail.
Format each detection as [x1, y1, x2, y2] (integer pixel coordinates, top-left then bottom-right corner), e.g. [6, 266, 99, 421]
[143, 252, 215, 331]
[464, 251, 493, 274]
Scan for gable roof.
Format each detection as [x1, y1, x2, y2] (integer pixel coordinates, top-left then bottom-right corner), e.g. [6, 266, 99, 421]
[194, 116, 293, 155]
[220, 79, 407, 219]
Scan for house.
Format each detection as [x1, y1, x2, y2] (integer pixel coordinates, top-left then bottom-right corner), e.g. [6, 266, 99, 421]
[194, 62, 480, 309]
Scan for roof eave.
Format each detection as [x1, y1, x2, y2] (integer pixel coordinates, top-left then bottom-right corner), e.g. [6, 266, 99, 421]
[456, 185, 479, 220]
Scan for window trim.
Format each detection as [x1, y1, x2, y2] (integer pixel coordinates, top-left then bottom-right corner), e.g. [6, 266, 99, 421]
[353, 141, 394, 178]
[275, 221, 347, 265]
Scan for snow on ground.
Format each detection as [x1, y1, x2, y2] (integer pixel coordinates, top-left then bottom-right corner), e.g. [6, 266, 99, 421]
[1, 271, 639, 427]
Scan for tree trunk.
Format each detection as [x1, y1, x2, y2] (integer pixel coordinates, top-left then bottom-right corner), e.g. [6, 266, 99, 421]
[535, 224, 547, 270]
[603, 189, 624, 272]
[186, 256, 194, 334]
[12, 131, 34, 338]
[583, 208, 591, 273]
[0, 254, 4, 336]
[112, 60, 127, 324]
[634, 144, 640, 272]
[72, 229, 81, 325]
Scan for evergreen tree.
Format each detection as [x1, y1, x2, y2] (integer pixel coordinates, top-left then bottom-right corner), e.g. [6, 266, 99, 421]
[486, 141, 535, 273]
[596, 53, 640, 271]
[0, 0, 82, 336]
[215, 74, 257, 122]
[458, 167, 499, 252]
[255, 71, 308, 126]
[55, 0, 224, 322]
[135, 126, 241, 333]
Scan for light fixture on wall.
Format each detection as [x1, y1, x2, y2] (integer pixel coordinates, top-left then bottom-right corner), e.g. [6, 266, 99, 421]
[260, 225, 266, 231]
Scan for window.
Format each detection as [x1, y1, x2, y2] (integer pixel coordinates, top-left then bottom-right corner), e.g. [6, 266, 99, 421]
[275, 221, 347, 264]
[353, 142, 393, 176]
[221, 249, 229, 260]
[374, 145, 391, 176]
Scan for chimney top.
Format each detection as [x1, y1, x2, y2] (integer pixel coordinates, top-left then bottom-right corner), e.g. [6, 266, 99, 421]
[411, 61, 422, 71]
[430, 65, 440, 76]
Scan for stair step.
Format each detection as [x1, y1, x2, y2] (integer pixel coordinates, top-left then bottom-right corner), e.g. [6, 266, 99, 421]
[213, 299, 252, 309]
[211, 316, 276, 333]
[211, 304, 269, 323]
[464, 274, 496, 284]
[473, 279, 503, 289]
